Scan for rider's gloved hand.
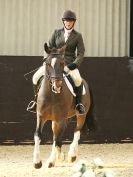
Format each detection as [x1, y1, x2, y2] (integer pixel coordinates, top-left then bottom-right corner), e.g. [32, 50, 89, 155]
[67, 63, 77, 70]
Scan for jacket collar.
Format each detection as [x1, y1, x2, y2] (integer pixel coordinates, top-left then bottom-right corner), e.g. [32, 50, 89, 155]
[66, 29, 76, 45]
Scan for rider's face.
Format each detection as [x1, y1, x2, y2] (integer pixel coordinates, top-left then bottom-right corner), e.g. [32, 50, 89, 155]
[63, 20, 75, 30]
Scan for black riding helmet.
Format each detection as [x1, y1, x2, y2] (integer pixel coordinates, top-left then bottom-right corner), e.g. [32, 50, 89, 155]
[62, 10, 76, 21]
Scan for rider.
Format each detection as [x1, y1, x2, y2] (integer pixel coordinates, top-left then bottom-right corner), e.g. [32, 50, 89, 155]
[27, 10, 86, 114]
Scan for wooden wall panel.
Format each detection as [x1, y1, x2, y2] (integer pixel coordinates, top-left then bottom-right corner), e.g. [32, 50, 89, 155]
[0, 56, 133, 144]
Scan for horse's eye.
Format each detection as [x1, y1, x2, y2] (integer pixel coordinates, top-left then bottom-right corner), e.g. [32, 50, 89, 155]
[46, 62, 51, 66]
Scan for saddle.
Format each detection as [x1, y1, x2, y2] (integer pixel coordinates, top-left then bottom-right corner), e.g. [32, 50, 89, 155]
[63, 73, 86, 97]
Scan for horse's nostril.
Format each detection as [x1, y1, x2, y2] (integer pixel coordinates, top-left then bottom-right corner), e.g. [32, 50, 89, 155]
[52, 85, 61, 93]
[58, 81, 63, 87]
[51, 79, 63, 93]
[54, 80, 62, 87]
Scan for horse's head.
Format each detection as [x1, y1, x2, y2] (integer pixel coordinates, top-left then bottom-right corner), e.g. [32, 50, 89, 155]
[44, 43, 66, 93]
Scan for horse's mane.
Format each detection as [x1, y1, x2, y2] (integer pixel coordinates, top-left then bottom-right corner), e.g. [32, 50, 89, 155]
[50, 48, 61, 55]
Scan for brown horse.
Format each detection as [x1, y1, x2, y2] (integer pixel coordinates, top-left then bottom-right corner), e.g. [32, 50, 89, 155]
[33, 43, 95, 168]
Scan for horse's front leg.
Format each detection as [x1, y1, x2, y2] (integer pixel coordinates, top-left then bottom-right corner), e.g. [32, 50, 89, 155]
[68, 115, 86, 163]
[46, 120, 66, 168]
[33, 113, 45, 169]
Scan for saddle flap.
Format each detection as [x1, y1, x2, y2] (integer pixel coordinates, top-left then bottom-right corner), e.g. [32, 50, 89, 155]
[63, 74, 86, 97]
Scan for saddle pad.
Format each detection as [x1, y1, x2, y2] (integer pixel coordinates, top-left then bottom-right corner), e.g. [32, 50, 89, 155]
[64, 74, 86, 97]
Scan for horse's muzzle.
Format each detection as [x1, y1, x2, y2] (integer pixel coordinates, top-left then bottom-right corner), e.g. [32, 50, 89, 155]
[51, 80, 63, 93]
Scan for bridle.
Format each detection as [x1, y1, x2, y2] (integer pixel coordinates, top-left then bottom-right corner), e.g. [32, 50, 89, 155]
[44, 53, 69, 80]
[44, 53, 67, 93]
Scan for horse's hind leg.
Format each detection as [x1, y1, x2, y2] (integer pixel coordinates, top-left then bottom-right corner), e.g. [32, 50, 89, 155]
[46, 120, 66, 168]
[33, 114, 45, 169]
[68, 115, 86, 163]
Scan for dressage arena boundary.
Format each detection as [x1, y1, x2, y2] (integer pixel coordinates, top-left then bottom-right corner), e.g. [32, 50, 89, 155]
[0, 144, 133, 177]
[0, 56, 133, 144]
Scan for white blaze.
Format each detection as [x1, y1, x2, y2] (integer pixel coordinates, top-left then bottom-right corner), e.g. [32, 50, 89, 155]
[51, 57, 57, 68]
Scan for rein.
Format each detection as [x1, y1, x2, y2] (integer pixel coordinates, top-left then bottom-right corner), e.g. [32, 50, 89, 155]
[24, 67, 40, 81]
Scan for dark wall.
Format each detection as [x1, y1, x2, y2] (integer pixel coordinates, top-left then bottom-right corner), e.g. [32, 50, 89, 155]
[0, 56, 41, 144]
[0, 56, 133, 144]
[130, 0, 133, 56]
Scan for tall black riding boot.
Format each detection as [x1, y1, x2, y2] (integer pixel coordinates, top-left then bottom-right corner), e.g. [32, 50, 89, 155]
[75, 84, 85, 114]
[27, 85, 38, 113]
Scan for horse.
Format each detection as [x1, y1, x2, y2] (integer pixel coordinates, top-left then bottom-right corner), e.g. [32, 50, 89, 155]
[33, 43, 95, 168]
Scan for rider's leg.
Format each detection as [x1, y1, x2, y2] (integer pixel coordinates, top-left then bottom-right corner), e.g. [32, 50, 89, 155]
[27, 64, 46, 113]
[68, 68, 85, 114]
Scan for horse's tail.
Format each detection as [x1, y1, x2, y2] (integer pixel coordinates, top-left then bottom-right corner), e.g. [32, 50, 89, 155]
[83, 87, 97, 132]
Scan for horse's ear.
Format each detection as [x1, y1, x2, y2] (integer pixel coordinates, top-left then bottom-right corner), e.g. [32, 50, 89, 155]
[59, 45, 66, 55]
[44, 43, 51, 54]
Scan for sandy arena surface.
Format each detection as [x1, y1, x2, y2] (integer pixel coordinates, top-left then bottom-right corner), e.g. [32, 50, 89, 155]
[0, 143, 133, 177]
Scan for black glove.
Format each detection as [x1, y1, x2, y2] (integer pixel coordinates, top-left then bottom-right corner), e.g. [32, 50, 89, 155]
[67, 63, 77, 70]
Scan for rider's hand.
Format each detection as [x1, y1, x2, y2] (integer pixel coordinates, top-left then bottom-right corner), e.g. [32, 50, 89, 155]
[67, 63, 77, 70]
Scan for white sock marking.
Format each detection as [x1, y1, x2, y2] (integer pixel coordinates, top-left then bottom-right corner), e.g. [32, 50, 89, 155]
[68, 131, 80, 157]
[33, 135, 41, 164]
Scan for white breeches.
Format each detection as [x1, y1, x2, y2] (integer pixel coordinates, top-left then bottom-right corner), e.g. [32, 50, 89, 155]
[32, 64, 46, 85]
[64, 66, 82, 87]
[33, 64, 82, 87]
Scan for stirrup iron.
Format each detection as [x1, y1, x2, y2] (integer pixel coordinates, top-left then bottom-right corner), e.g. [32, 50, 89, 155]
[76, 103, 85, 114]
[27, 101, 36, 113]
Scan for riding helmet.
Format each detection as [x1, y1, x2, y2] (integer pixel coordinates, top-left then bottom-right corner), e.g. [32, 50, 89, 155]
[62, 10, 76, 21]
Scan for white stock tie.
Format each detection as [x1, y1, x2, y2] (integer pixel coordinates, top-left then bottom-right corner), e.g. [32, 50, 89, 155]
[64, 31, 70, 42]
[64, 28, 73, 42]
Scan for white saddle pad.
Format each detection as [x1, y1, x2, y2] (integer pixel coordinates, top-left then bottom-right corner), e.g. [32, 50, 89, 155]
[64, 74, 86, 97]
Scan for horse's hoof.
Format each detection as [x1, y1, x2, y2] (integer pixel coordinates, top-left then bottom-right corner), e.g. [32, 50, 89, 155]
[68, 156, 77, 163]
[33, 161, 42, 169]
